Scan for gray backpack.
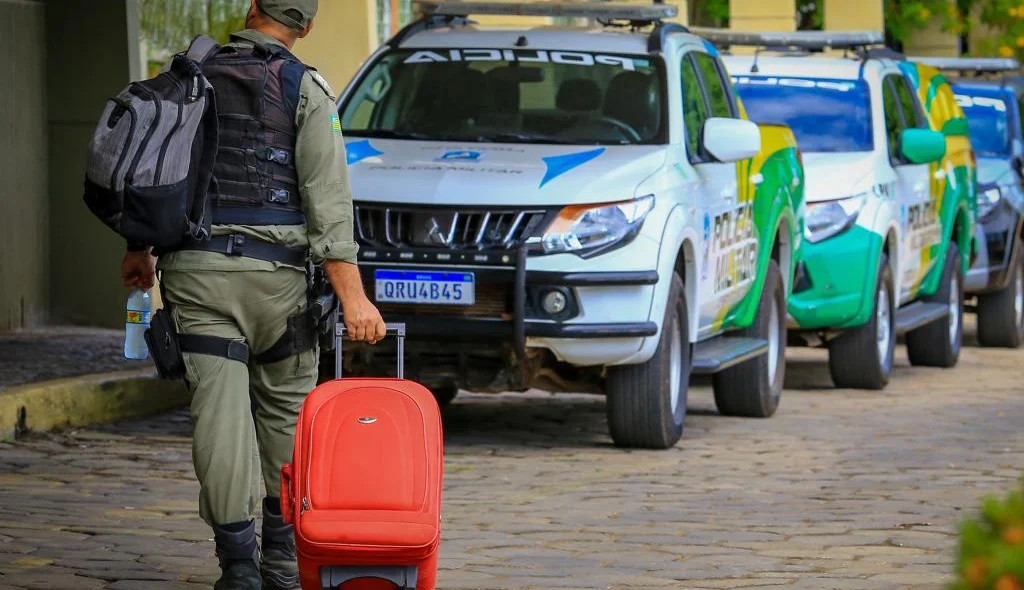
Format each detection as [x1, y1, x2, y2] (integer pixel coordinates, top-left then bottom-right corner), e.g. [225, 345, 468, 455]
[84, 35, 221, 249]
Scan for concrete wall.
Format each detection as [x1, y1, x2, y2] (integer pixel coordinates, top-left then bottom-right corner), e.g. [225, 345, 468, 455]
[45, 0, 141, 327]
[0, 0, 48, 331]
[905, 20, 961, 57]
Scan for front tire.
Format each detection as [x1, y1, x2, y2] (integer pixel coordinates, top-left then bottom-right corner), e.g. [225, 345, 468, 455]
[712, 259, 786, 418]
[906, 243, 963, 367]
[827, 255, 895, 390]
[606, 273, 689, 449]
[976, 249, 1024, 348]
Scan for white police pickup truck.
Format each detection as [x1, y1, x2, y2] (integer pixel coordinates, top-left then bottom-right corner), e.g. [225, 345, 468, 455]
[335, 1, 804, 449]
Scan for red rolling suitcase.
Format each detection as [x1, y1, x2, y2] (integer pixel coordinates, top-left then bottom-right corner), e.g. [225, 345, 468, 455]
[281, 323, 443, 590]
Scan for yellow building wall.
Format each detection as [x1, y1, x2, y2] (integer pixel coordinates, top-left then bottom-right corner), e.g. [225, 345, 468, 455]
[292, 0, 378, 96]
[824, 0, 883, 32]
[730, 0, 795, 32]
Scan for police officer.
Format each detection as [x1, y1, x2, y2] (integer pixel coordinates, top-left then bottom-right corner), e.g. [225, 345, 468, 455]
[119, 1, 386, 588]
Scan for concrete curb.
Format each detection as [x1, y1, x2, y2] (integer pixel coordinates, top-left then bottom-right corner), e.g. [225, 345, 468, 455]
[0, 369, 189, 441]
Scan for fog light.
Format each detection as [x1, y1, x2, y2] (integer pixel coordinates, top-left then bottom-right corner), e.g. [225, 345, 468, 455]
[541, 290, 568, 314]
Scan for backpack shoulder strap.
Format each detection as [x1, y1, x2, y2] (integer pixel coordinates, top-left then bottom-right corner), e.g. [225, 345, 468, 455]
[186, 35, 221, 64]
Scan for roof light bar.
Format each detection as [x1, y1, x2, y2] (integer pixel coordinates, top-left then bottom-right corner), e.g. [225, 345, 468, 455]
[910, 57, 1021, 73]
[691, 27, 884, 50]
[414, 1, 678, 20]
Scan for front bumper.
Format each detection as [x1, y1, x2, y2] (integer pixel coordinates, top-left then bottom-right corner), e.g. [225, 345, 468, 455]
[965, 203, 1020, 294]
[358, 246, 659, 366]
[788, 224, 884, 331]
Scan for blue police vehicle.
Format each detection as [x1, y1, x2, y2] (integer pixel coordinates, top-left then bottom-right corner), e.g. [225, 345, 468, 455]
[916, 57, 1024, 347]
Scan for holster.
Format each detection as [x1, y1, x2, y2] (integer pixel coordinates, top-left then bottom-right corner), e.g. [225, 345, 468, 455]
[251, 268, 337, 365]
[144, 307, 251, 378]
[144, 309, 186, 379]
[148, 266, 337, 372]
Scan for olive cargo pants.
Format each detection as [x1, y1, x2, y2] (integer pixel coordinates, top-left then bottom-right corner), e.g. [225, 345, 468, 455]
[161, 268, 318, 526]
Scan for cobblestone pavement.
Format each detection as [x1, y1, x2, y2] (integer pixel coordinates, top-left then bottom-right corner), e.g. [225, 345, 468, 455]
[0, 328, 144, 389]
[1, 325, 1022, 589]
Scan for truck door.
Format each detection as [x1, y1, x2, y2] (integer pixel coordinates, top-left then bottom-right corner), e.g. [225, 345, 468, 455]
[883, 73, 937, 304]
[682, 49, 755, 338]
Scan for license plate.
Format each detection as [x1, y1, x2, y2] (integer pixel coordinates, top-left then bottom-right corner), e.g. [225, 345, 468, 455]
[374, 270, 475, 305]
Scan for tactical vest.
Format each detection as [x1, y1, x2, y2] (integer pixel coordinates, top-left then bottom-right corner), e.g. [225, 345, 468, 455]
[203, 43, 307, 226]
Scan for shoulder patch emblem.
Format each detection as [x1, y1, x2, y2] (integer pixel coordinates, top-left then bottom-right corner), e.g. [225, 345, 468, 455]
[330, 113, 342, 135]
[310, 69, 336, 100]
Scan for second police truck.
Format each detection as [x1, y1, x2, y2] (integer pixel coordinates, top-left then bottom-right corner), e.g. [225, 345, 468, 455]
[334, 2, 805, 448]
[707, 29, 977, 390]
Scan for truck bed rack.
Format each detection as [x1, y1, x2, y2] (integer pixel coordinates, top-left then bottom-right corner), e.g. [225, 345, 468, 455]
[909, 57, 1021, 74]
[691, 28, 884, 52]
[390, 1, 689, 53]
[414, 1, 678, 21]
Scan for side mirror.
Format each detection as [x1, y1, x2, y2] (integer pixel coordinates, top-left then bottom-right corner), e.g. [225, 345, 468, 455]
[702, 118, 761, 163]
[1012, 138, 1024, 159]
[900, 128, 946, 164]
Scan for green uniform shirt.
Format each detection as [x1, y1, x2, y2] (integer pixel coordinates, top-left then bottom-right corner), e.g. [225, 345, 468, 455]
[158, 29, 358, 273]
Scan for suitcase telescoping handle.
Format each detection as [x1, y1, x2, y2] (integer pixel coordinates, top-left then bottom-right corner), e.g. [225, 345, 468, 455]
[334, 320, 406, 379]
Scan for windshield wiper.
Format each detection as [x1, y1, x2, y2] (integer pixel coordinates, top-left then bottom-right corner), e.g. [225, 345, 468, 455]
[349, 129, 435, 141]
[475, 132, 573, 144]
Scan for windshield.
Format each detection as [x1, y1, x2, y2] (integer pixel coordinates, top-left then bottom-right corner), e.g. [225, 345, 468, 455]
[954, 88, 1011, 157]
[339, 48, 666, 145]
[732, 76, 874, 152]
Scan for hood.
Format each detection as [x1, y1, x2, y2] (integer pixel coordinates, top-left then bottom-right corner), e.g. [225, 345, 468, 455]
[976, 156, 1015, 187]
[344, 139, 666, 206]
[801, 152, 881, 203]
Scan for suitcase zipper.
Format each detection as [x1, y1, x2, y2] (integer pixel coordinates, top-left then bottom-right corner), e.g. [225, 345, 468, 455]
[301, 497, 309, 514]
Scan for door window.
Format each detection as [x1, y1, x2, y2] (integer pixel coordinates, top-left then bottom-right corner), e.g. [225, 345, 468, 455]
[882, 78, 902, 159]
[893, 76, 924, 129]
[882, 74, 924, 163]
[681, 55, 709, 160]
[682, 51, 738, 162]
[691, 52, 736, 118]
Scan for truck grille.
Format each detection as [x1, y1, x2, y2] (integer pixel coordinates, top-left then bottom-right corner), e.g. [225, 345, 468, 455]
[354, 204, 549, 250]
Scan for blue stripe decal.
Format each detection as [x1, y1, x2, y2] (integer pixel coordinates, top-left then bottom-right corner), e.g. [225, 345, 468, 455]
[346, 139, 384, 165]
[540, 147, 606, 188]
[375, 270, 474, 282]
[702, 39, 719, 57]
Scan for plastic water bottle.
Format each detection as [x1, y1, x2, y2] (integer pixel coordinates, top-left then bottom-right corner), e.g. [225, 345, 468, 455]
[125, 288, 152, 360]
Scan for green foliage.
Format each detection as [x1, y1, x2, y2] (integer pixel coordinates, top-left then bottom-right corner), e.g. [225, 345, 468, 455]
[971, 0, 1024, 59]
[689, 0, 729, 27]
[885, 0, 958, 44]
[140, 0, 248, 62]
[950, 477, 1024, 590]
[883, 0, 1024, 59]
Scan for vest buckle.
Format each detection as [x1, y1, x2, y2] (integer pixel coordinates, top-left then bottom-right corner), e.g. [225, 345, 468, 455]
[255, 147, 291, 165]
[268, 189, 290, 204]
[225, 233, 246, 256]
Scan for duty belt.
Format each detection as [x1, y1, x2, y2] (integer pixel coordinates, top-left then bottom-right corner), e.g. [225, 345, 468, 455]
[179, 234, 308, 267]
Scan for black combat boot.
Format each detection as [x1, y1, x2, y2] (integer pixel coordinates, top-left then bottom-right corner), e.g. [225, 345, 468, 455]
[213, 520, 262, 590]
[260, 498, 300, 590]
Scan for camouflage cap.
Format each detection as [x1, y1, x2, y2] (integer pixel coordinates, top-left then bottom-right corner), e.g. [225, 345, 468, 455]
[256, 0, 318, 30]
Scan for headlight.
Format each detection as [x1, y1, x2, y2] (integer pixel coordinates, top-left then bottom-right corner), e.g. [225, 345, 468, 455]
[539, 195, 655, 257]
[977, 186, 1002, 218]
[804, 194, 866, 243]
